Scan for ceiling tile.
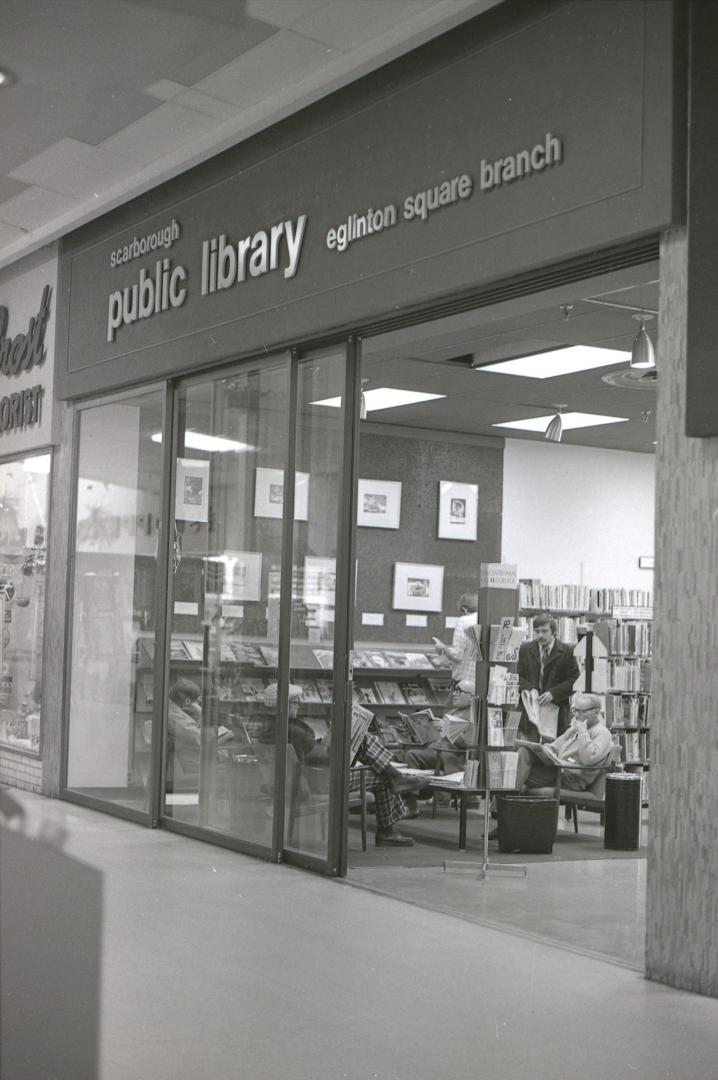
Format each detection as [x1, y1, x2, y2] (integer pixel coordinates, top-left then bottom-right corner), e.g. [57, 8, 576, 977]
[9, 139, 140, 199]
[246, 2, 329, 29]
[145, 79, 188, 101]
[291, 1, 434, 50]
[0, 222, 27, 247]
[173, 89, 240, 121]
[0, 177, 28, 205]
[0, 186, 80, 230]
[100, 102, 223, 164]
[196, 29, 336, 107]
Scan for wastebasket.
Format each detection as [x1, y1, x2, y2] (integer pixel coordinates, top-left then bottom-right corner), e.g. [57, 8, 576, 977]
[497, 795, 559, 853]
[603, 772, 642, 850]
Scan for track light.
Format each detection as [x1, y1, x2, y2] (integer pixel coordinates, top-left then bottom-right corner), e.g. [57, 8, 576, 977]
[630, 314, 656, 371]
[544, 404, 566, 443]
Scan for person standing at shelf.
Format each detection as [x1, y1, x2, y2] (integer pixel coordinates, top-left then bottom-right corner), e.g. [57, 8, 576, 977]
[514, 692, 613, 792]
[517, 612, 580, 741]
[431, 592, 479, 695]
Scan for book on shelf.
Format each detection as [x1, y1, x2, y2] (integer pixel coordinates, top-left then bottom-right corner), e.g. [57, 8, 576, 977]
[503, 710, 521, 747]
[170, 640, 191, 661]
[463, 758, 480, 787]
[313, 648, 335, 669]
[352, 651, 372, 668]
[230, 641, 265, 666]
[487, 707, 505, 746]
[295, 678, 321, 704]
[466, 623, 484, 661]
[378, 721, 402, 746]
[315, 679, 334, 703]
[488, 751, 519, 789]
[402, 681, 431, 706]
[350, 703, 374, 764]
[364, 651, 391, 668]
[217, 725, 233, 743]
[382, 650, 418, 669]
[426, 676, 449, 704]
[259, 644, 279, 667]
[220, 643, 236, 663]
[376, 681, 406, 705]
[406, 652, 435, 670]
[183, 640, 204, 662]
[238, 677, 266, 701]
[354, 683, 380, 706]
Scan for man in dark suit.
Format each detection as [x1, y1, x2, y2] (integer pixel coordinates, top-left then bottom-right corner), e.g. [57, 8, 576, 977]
[517, 612, 579, 740]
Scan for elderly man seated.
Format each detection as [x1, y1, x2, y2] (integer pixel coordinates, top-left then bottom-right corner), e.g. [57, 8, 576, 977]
[515, 692, 613, 793]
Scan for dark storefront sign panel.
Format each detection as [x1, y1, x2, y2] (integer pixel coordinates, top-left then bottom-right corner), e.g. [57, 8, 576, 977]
[57, 0, 678, 400]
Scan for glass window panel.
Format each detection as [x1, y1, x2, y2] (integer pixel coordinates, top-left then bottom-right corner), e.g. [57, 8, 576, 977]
[0, 453, 50, 753]
[285, 348, 347, 859]
[66, 391, 164, 812]
[163, 359, 290, 851]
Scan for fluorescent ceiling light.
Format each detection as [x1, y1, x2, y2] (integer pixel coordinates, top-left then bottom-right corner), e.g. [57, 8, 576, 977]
[151, 431, 255, 453]
[475, 346, 629, 379]
[22, 454, 51, 474]
[311, 387, 445, 411]
[493, 412, 629, 433]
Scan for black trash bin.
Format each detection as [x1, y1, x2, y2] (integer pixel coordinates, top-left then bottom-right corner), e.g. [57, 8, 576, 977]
[497, 796, 559, 853]
[603, 772, 642, 850]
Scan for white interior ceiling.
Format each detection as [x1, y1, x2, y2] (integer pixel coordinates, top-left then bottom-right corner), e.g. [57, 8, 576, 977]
[0, 0, 500, 271]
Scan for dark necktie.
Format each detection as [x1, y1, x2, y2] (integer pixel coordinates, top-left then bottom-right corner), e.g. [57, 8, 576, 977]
[540, 647, 549, 690]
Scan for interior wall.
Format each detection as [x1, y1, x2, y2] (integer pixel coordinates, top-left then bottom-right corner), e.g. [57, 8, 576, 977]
[501, 438, 655, 594]
[354, 428, 502, 643]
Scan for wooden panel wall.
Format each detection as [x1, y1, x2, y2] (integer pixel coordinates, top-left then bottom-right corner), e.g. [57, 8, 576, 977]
[646, 227, 718, 996]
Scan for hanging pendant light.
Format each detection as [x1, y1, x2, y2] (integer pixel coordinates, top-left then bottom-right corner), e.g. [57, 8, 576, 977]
[545, 404, 565, 443]
[630, 313, 656, 371]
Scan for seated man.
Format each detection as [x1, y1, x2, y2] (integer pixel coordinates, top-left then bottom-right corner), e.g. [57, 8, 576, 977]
[400, 679, 476, 815]
[350, 730, 427, 847]
[257, 682, 317, 763]
[515, 692, 613, 793]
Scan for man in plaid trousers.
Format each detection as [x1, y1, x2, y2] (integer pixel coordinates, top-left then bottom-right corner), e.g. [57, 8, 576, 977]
[351, 730, 424, 846]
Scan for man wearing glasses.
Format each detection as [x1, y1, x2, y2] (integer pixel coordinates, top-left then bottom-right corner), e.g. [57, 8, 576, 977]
[514, 692, 613, 792]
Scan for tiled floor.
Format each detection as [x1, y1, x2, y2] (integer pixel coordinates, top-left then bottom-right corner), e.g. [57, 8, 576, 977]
[2, 792, 717, 1080]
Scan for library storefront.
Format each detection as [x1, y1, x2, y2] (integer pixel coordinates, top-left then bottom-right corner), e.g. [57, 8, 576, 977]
[54, 0, 678, 879]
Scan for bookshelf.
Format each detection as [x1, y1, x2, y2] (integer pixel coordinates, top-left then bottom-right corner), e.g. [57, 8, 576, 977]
[130, 635, 451, 757]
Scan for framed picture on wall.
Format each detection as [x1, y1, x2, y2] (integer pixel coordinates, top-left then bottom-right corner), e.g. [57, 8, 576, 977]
[357, 479, 402, 529]
[176, 458, 210, 523]
[392, 561, 444, 612]
[304, 556, 336, 608]
[221, 550, 263, 602]
[254, 467, 309, 520]
[438, 480, 478, 541]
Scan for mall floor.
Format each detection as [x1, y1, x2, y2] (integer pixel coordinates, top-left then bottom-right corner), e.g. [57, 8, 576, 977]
[3, 791, 718, 1080]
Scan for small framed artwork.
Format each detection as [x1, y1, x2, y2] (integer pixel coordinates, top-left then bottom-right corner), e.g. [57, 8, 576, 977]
[254, 467, 309, 520]
[176, 458, 210, 523]
[392, 561, 444, 612]
[304, 556, 336, 607]
[438, 480, 478, 541]
[222, 550, 263, 602]
[357, 479, 402, 529]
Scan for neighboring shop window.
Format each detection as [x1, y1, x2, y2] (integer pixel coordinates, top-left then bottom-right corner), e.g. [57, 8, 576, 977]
[0, 452, 50, 753]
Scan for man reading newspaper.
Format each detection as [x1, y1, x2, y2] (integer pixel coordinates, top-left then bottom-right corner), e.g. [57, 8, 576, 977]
[514, 692, 613, 792]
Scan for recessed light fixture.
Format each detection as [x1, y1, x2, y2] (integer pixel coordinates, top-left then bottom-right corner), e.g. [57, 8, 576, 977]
[0, 67, 17, 89]
[474, 345, 629, 379]
[311, 387, 446, 411]
[151, 431, 255, 453]
[493, 411, 629, 433]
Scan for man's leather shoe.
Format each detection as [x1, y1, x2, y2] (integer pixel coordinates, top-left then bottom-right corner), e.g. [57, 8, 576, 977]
[375, 829, 416, 846]
[384, 766, 427, 794]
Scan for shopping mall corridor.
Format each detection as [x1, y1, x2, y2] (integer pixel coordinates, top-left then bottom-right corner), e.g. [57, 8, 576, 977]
[2, 791, 717, 1080]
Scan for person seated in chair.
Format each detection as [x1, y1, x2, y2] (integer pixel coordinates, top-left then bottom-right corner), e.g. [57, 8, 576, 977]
[351, 730, 427, 847]
[167, 678, 202, 774]
[257, 682, 317, 763]
[515, 692, 613, 793]
[399, 678, 476, 817]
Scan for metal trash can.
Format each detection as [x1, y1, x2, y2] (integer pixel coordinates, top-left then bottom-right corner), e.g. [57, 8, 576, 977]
[603, 772, 642, 850]
[497, 796, 559, 854]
